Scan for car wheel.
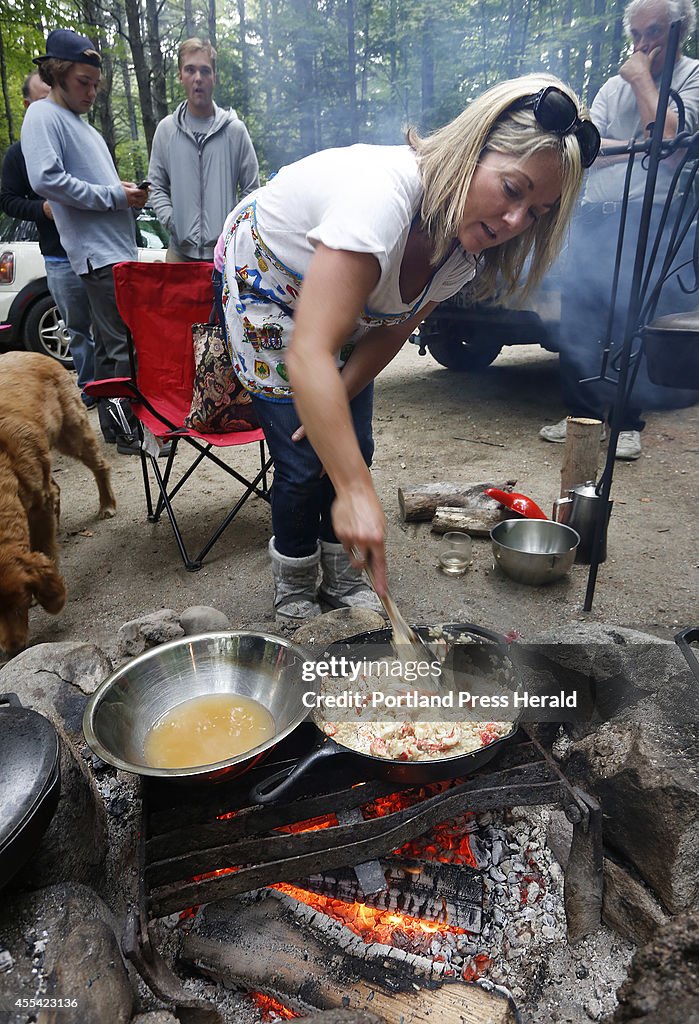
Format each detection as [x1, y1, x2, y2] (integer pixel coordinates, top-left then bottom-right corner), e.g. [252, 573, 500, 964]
[426, 330, 504, 371]
[23, 295, 74, 368]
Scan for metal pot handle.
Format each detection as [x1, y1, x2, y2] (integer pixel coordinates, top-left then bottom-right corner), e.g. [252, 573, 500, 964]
[0, 693, 22, 707]
[249, 738, 342, 804]
[675, 627, 699, 681]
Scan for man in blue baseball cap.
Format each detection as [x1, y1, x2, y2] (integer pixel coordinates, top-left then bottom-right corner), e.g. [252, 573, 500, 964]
[33, 28, 102, 69]
[21, 28, 152, 454]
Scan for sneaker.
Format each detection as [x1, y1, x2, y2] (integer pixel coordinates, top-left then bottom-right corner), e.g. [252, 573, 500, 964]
[116, 434, 143, 456]
[539, 418, 607, 443]
[615, 430, 642, 460]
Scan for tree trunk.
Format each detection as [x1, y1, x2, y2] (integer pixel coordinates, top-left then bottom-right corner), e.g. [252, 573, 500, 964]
[0, 26, 15, 144]
[587, 0, 608, 105]
[421, 16, 434, 126]
[114, 0, 143, 180]
[83, 0, 117, 162]
[388, 0, 397, 90]
[208, 0, 217, 49]
[503, 0, 517, 77]
[477, 0, 490, 90]
[346, 0, 359, 143]
[608, 0, 626, 79]
[523, 0, 535, 72]
[572, 0, 591, 98]
[258, 0, 274, 118]
[361, 0, 371, 119]
[124, 0, 156, 152]
[293, 0, 316, 154]
[236, 0, 250, 116]
[145, 0, 168, 126]
[560, 0, 574, 88]
[184, 0, 196, 38]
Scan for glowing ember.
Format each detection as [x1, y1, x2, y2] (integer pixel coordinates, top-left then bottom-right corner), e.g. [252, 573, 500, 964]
[363, 786, 479, 867]
[272, 882, 467, 949]
[398, 819, 478, 868]
[462, 953, 492, 980]
[249, 991, 299, 1020]
[277, 813, 337, 833]
[179, 866, 239, 921]
[183, 782, 486, 975]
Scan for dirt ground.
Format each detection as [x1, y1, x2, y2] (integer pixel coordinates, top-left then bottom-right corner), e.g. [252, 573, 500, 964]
[14, 341, 699, 658]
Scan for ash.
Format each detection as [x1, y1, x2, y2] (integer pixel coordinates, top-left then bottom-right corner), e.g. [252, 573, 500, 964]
[394, 803, 634, 1022]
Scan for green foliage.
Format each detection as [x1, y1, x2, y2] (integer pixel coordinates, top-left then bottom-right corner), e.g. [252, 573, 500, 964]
[1, 0, 698, 175]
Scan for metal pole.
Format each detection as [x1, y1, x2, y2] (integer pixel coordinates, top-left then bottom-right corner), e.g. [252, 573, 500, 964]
[583, 20, 682, 612]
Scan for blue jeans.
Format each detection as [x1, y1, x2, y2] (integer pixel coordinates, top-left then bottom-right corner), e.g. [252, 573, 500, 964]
[251, 386, 375, 558]
[44, 259, 96, 393]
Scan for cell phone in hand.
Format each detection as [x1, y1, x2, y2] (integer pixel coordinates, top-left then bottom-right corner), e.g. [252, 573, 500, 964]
[137, 179, 151, 190]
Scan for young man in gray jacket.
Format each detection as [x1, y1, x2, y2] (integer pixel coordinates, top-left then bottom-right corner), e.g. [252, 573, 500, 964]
[148, 38, 259, 262]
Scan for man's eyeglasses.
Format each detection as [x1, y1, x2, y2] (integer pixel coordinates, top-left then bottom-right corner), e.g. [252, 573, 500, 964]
[511, 86, 601, 169]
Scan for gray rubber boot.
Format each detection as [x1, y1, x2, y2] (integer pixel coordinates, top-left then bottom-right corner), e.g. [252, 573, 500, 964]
[269, 537, 322, 625]
[319, 541, 385, 615]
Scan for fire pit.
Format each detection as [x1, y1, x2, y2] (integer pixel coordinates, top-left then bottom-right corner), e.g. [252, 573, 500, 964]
[122, 719, 601, 1021]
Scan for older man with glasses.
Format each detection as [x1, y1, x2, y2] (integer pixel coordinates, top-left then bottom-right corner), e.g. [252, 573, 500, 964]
[539, 0, 699, 460]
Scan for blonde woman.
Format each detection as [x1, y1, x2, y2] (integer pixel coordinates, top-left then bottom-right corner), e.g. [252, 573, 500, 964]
[216, 73, 598, 623]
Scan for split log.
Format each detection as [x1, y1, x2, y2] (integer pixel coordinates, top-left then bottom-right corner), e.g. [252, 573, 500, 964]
[301, 857, 483, 932]
[431, 505, 505, 538]
[560, 418, 602, 497]
[182, 893, 519, 1024]
[398, 481, 515, 523]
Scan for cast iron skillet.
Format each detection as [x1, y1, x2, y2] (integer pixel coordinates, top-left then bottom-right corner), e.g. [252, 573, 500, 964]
[250, 622, 521, 804]
[0, 693, 61, 888]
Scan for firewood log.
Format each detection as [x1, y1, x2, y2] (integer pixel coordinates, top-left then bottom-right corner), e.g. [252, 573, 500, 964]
[560, 418, 602, 497]
[431, 505, 505, 538]
[398, 481, 515, 523]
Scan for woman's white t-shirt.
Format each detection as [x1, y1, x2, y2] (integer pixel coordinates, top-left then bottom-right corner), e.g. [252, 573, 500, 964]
[221, 144, 476, 397]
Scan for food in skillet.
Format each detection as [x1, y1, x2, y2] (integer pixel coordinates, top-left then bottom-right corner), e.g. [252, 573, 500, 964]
[323, 717, 511, 762]
[320, 648, 512, 763]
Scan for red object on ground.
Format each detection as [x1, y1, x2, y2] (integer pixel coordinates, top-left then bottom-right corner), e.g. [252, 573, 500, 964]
[484, 488, 548, 520]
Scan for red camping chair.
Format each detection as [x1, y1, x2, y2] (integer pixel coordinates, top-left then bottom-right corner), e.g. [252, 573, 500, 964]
[85, 261, 271, 571]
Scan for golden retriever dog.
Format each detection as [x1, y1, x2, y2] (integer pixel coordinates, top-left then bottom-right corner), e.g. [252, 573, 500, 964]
[0, 351, 116, 655]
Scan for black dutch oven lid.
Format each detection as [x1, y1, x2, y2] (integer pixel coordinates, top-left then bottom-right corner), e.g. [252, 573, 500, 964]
[0, 694, 60, 854]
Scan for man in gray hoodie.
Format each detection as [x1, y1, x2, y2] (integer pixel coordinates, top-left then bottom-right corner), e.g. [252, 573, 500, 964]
[148, 38, 259, 262]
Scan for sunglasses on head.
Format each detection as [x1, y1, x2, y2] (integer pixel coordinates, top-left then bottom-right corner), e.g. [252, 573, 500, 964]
[511, 86, 601, 169]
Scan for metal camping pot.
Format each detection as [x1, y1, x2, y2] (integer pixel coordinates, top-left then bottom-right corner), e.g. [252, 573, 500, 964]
[552, 480, 613, 564]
